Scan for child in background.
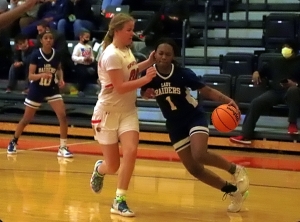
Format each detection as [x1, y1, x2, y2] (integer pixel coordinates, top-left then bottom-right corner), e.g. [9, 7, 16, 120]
[6, 34, 35, 94]
[72, 30, 97, 97]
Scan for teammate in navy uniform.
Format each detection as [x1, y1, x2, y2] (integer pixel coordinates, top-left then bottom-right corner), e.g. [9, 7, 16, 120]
[7, 30, 73, 158]
[141, 38, 249, 213]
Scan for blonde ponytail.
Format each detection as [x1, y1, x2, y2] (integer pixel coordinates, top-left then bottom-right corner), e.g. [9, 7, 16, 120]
[102, 30, 113, 50]
[101, 13, 134, 50]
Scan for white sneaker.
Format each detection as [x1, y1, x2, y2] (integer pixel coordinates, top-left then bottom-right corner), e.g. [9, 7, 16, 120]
[57, 146, 73, 158]
[110, 197, 135, 217]
[227, 190, 249, 213]
[233, 165, 249, 194]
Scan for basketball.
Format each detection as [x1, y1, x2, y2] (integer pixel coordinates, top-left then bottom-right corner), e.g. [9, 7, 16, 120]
[211, 104, 241, 132]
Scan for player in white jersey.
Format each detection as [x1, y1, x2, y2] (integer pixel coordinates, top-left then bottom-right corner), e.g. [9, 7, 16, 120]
[97, 43, 139, 109]
[89, 13, 156, 217]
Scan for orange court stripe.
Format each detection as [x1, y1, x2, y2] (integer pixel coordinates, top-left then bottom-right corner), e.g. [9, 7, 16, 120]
[1, 138, 300, 171]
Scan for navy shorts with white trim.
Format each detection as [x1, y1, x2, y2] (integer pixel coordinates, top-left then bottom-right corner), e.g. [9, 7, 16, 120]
[24, 85, 62, 109]
[167, 111, 209, 153]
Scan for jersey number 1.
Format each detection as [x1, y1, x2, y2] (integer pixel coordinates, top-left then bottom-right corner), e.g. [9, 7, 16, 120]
[166, 96, 177, 110]
[165, 91, 197, 111]
[39, 78, 52, 86]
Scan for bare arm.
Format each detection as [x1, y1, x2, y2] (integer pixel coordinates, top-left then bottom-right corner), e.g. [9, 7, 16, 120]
[0, 0, 37, 29]
[28, 64, 42, 81]
[199, 86, 232, 103]
[56, 63, 64, 81]
[28, 64, 52, 81]
[137, 51, 155, 73]
[137, 59, 153, 73]
[108, 69, 152, 94]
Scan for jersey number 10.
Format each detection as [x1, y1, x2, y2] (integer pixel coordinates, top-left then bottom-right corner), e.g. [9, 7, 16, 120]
[39, 78, 52, 86]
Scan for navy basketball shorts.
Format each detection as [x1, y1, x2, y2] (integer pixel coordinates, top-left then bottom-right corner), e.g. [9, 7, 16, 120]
[24, 85, 62, 109]
[167, 113, 209, 153]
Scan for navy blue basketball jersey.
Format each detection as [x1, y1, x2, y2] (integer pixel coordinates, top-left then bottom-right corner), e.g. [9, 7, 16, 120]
[142, 64, 206, 122]
[30, 48, 61, 88]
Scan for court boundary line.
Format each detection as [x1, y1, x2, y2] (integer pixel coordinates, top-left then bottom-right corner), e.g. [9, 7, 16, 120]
[0, 141, 95, 155]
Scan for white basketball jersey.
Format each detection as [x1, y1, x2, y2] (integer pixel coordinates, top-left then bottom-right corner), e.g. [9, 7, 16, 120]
[97, 44, 139, 109]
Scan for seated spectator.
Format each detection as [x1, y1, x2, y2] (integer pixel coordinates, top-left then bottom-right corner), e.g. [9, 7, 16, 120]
[137, 0, 189, 47]
[230, 40, 300, 145]
[71, 30, 96, 97]
[21, 0, 67, 38]
[57, 0, 95, 39]
[6, 34, 35, 94]
[10, 0, 43, 30]
[36, 20, 68, 51]
[0, 0, 38, 30]
[101, 0, 123, 14]
[36, 21, 74, 82]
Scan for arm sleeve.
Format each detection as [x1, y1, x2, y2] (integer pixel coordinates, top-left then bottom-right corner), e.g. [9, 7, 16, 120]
[182, 68, 206, 90]
[90, 46, 95, 61]
[71, 44, 85, 63]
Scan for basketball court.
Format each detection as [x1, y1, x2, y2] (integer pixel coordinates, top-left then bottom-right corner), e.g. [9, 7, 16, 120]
[0, 134, 300, 222]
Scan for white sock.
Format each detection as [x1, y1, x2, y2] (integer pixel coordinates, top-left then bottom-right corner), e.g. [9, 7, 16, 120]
[116, 189, 127, 198]
[60, 139, 67, 147]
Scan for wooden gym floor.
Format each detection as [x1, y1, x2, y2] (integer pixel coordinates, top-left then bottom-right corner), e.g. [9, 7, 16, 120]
[0, 134, 300, 222]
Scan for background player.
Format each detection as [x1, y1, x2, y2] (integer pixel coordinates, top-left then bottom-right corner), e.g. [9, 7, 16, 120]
[89, 13, 156, 217]
[7, 30, 73, 158]
[141, 38, 249, 213]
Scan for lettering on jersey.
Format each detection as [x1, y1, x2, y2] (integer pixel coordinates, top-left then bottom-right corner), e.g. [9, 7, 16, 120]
[226, 105, 240, 122]
[155, 82, 181, 96]
[38, 64, 56, 86]
[127, 61, 137, 70]
[38, 64, 57, 74]
[129, 68, 139, 81]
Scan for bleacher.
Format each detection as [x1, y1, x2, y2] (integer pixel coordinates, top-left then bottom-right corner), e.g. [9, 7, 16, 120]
[1, 0, 300, 153]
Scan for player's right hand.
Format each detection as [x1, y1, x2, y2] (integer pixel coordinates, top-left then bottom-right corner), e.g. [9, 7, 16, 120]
[41, 73, 52, 79]
[145, 66, 156, 82]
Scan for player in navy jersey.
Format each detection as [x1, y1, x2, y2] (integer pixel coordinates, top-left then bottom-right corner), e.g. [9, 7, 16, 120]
[7, 31, 73, 158]
[141, 38, 249, 213]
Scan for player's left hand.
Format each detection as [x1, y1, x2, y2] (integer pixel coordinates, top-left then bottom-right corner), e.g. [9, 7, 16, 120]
[228, 100, 240, 115]
[58, 79, 65, 88]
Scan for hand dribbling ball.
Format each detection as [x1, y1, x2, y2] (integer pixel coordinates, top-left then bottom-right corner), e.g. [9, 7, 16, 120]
[211, 104, 241, 132]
